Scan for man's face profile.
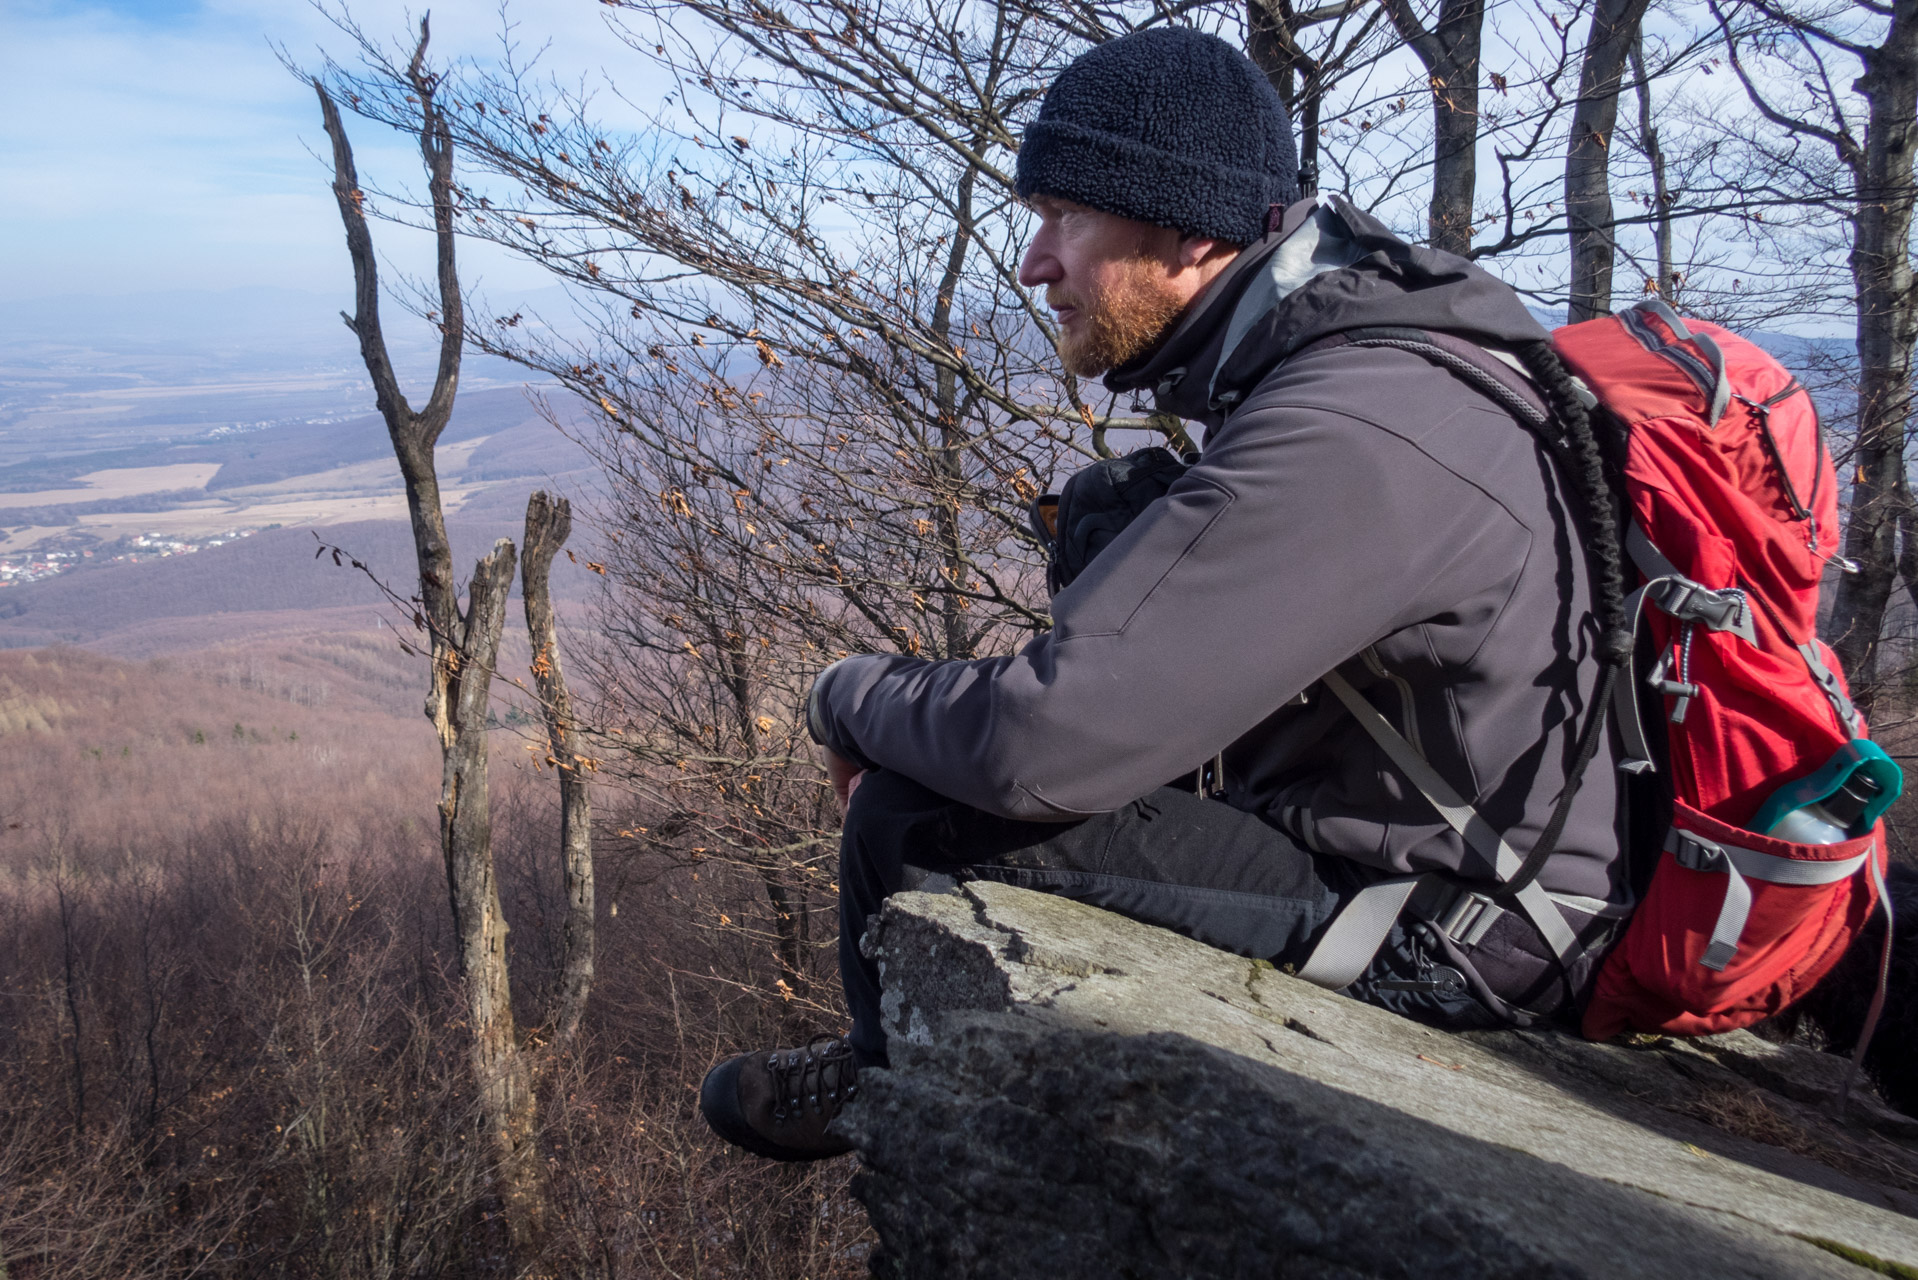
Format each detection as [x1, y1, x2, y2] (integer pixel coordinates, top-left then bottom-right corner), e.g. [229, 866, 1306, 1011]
[1019, 197, 1192, 378]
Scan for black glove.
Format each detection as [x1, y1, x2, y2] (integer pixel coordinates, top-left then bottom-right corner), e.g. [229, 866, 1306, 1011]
[1028, 446, 1189, 595]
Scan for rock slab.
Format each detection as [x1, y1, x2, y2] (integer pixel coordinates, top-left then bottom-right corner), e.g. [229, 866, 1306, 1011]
[840, 881, 1918, 1279]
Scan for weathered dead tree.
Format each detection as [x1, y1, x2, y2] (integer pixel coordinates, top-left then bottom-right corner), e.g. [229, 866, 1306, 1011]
[312, 18, 592, 1257]
[520, 492, 594, 1053]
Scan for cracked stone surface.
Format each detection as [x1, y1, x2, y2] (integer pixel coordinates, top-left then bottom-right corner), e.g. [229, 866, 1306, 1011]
[839, 881, 1918, 1279]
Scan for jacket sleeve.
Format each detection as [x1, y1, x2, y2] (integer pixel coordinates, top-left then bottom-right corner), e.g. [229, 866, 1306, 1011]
[809, 394, 1527, 820]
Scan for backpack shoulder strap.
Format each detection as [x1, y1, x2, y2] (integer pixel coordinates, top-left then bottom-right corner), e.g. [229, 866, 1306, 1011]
[1295, 668, 1585, 992]
[1289, 329, 1624, 993]
[1292, 326, 1555, 428]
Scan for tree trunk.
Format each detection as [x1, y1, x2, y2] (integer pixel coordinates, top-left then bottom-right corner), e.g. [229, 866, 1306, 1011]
[1248, 0, 1318, 194]
[1629, 35, 1674, 301]
[442, 540, 546, 1246]
[1823, 0, 1918, 707]
[521, 492, 594, 1054]
[314, 19, 549, 1258]
[931, 161, 978, 660]
[1565, 0, 1653, 322]
[1248, 0, 1378, 198]
[1382, 0, 1486, 254]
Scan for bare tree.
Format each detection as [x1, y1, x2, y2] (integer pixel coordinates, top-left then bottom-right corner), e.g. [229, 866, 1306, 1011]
[1245, 0, 1389, 195]
[1380, 0, 1488, 252]
[521, 492, 595, 1052]
[1626, 31, 1675, 300]
[310, 17, 596, 1254]
[1565, 0, 1654, 319]
[1407, 0, 1727, 312]
[1714, 0, 1918, 705]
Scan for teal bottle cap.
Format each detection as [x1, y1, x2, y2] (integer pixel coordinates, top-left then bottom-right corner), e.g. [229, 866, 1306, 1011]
[1751, 738, 1903, 838]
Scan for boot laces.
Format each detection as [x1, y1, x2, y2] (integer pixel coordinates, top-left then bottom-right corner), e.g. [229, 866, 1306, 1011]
[766, 1034, 858, 1124]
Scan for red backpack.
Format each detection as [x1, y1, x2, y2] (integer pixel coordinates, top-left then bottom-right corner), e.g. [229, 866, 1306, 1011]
[1553, 299, 1895, 1039]
[1295, 300, 1896, 1051]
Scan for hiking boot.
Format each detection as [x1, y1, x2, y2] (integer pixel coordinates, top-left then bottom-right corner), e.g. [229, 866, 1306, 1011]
[698, 1033, 861, 1161]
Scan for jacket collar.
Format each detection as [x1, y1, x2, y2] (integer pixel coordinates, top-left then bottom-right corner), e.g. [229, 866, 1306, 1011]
[1105, 193, 1552, 428]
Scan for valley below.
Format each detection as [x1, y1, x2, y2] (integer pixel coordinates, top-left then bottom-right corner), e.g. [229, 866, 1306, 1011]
[0, 295, 867, 1280]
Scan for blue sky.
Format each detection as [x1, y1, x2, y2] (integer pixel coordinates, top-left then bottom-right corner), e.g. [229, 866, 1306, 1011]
[0, 0, 638, 303]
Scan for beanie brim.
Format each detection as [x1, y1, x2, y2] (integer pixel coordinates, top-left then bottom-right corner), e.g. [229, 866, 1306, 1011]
[1015, 117, 1279, 246]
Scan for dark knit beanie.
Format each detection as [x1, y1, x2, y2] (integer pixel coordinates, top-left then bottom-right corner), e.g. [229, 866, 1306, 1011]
[1015, 28, 1300, 247]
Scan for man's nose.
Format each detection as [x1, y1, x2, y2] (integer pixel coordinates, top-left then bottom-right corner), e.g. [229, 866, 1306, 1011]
[1018, 236, 1060, 290]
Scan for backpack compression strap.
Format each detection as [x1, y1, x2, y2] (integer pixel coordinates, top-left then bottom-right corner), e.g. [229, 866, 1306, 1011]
[1296, 669, 1584, 989]
[1613, 521, 1861, 761]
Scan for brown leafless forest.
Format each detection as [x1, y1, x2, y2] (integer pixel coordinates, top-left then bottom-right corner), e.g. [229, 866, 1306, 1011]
[0, 642, 863, 1278]
[4, 0, 1917, 1273]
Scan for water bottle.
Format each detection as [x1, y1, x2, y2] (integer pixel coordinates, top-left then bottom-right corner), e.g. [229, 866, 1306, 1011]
[1766, 769, 1882, 844]
[1751, 738, 1902, 844]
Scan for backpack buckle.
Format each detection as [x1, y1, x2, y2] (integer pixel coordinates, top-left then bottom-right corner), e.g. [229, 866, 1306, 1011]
[1431, 889, 1504, 948]
[1648, 579, 1756, 644]
[1670, 831, 1728, 873]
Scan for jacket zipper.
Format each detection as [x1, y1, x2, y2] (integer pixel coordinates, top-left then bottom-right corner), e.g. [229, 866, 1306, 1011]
[1362, 646, 1424, 757]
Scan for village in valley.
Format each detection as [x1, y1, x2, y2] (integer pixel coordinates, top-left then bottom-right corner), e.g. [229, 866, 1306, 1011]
[0, 527, 266, 588]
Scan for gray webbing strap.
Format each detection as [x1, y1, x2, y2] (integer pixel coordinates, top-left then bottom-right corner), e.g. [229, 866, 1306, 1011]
[1626, 521, 1679, 581]
[1797, 641, 1863, 737]
[1635, 517, 1859, 738]
[1640, 296, 1695, 341]
[1692, 331, 1732, 428]
[1615, 524, 1770, 775]
[1511, 881, 1582, 968]
[1640, 298, 1730, 426]
[1626, 524, 1757, 644]
[1614, 580, 1662, 774]
[1665, 827, 1875, 971]
[1297, 671, 1581, 991]
[1296, 875, 1425, 988]
[1323, 671, 1524, 880]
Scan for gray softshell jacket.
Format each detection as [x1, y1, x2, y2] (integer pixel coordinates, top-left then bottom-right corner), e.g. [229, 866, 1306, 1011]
[809, 196, 1624, 903]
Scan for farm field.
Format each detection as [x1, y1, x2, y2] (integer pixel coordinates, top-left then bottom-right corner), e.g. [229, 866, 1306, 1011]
[0, 382, 595, 597]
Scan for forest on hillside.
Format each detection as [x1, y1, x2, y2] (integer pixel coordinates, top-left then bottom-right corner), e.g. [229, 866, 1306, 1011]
[2, 0, 1915, 1274]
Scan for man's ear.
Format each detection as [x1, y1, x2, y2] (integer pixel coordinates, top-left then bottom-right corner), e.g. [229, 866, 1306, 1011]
[1177, 236, 1241, 270]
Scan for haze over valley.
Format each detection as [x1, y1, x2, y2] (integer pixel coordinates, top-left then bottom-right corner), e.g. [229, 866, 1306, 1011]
[0, 286, 599, 657]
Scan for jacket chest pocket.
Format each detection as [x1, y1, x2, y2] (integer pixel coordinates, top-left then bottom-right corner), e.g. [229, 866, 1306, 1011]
[1050, 477, 1235, 639]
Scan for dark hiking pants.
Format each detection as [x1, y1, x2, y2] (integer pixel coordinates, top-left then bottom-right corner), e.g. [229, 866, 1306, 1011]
[838, 770, 1539, 1068]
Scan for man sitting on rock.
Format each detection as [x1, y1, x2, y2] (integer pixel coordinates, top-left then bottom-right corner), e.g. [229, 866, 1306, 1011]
[700, 25, 1629, 1162]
